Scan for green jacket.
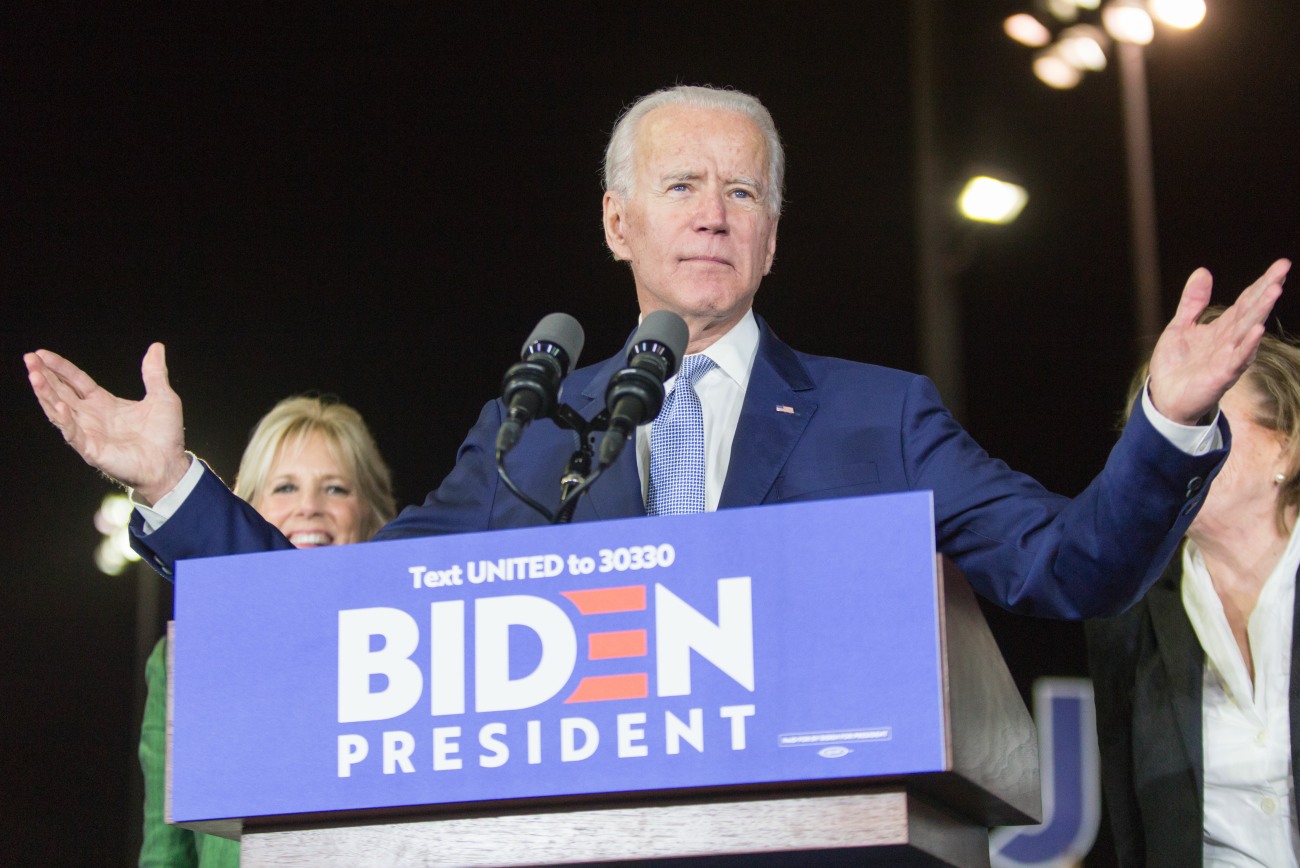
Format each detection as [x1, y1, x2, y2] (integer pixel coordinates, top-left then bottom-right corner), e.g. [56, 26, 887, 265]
[139, 636, 240, 868]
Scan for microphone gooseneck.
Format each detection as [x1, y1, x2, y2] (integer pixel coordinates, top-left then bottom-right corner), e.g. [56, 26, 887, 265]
[495, 313, 585, 459]
[598, 310, 689, 468]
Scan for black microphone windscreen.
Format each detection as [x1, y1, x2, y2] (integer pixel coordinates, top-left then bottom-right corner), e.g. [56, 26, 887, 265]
[631, 310, 689, 374]
[523, 313, 585, 374]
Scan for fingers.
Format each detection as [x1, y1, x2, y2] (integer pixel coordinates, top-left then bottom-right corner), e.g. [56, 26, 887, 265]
[25, 352, 74, 418]
[1169, 267, 1213, 328]
[1168, 258, 1289, 338]
[1260, 257, 1292, 286]
[1204, 260, 1290, 381]
[1148, 258, 1289, 425]
[1228, 257, 1289, 333]
[140, 342, 175, 398]
[25, 355, 65, 423]
[1237, 257, 1288, 304]
[25, 355, 79, 440]
[1253, 257, 1289, 307]
[28, 348, 100, 401]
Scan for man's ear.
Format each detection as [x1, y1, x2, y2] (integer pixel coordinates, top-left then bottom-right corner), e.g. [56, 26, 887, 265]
[762, 217, 779, 275]
[603, 191, 633, 262]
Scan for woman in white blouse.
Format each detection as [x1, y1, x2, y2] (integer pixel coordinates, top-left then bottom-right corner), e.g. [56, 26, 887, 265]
[1088, 314, 1300, 867]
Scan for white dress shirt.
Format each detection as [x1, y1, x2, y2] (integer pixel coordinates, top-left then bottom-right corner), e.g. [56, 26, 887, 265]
[1183, 525, 1300, 868]
[634, 310, 759, 512]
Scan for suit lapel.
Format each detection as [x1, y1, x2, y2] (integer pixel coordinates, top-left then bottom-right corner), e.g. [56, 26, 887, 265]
[719, 320, 818, 509]
[1147, 564, 1205, 794]
[575, 317, 819, 515]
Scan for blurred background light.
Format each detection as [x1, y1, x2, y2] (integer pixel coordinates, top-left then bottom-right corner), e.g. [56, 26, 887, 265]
[94, 493, 141, 576]
[1005, 13, 1053, 47]
[1058, 24, 1109, 71]
[1151, 0, 1207, 29]
[1103, 0, 1156, 44]
[1033, 46, 1085, 88]
[958, 176, 1030, 224]
[1043, 0, 1081, 23]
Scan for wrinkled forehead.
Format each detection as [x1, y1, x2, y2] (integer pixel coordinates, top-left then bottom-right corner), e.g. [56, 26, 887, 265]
[634, 105, 769, 184]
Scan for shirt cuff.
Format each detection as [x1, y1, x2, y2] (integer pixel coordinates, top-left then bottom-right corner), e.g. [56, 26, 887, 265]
[1141, 382, 1222, 455]
[130, 453, 203, 533]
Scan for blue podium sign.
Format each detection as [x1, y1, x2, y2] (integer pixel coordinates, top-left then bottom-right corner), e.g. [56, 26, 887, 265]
[171, 492, 944, 823]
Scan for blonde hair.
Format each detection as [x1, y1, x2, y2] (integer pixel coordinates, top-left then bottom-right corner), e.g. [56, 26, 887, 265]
[233, 396, 396, 541]
[1124, 307, 1300, 533]
[1243, 338, 1300, 533]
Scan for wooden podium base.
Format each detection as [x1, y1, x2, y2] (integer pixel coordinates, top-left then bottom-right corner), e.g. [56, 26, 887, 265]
[241, 786, 990, 867]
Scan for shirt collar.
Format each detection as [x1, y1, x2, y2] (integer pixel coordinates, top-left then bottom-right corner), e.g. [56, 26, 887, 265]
[1182, 521, 1300, 707]
[668, 309, 760, 392]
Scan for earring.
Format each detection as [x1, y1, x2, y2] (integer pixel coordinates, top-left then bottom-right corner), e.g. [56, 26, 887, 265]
[1276, 472, 1287, 484]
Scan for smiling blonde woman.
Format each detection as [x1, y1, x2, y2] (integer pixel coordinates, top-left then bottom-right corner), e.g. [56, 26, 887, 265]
[138, 395, 395, 868]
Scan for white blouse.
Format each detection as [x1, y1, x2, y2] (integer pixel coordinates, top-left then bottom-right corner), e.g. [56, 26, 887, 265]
[1183, 525, 1300, 867]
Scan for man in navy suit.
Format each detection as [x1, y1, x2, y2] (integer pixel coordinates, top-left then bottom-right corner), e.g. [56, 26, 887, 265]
[26, 85, 1291, 619]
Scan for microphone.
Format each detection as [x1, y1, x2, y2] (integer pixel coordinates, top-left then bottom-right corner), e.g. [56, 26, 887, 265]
[496, 313, 585, 458]
[598, 310, 689, 468]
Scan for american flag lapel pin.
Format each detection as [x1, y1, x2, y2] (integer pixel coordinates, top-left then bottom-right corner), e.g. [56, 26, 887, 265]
[775, 404, 795, 415]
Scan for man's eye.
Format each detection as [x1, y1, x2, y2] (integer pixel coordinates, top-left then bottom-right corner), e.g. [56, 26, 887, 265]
[730, 189, 753, 199]
[669, 183, 689, 192]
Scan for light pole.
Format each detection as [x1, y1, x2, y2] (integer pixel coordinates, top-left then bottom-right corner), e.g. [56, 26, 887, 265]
[912, 0, 1030, 421]
[1004, 0, 1207, 353]
[1117, 39, 1161, 346]
[911, 0, 965, 419]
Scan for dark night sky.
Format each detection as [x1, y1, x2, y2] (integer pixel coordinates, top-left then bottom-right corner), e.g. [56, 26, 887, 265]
[2, 3, 1297, 865]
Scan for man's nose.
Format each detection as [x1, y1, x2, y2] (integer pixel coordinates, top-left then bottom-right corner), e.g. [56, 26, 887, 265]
[694, 191, 729, 233]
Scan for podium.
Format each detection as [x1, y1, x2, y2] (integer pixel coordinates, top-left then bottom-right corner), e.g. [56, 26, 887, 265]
[167, 493, 1039, 867]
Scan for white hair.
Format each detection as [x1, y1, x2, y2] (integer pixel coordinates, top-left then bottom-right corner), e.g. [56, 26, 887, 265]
[603, 85, 785, 216]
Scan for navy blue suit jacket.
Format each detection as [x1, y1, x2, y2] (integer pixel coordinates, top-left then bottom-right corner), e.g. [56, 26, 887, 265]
[132, 317, 1227, 618]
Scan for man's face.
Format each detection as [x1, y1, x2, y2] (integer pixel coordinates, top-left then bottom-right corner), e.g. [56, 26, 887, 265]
[603, 104, 778, 343]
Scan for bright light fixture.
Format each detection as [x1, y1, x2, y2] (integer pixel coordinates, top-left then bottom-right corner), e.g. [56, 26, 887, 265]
[1150, 0, 1206, 29]
[1005, 13, 1053, 47]
[958, 176, 1029, 224]
[1103, 0, 1156, 44]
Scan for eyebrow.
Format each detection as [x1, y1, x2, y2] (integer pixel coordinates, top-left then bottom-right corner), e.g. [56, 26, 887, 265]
[659, 171, 765, 193]
[660, 171, 701, 184]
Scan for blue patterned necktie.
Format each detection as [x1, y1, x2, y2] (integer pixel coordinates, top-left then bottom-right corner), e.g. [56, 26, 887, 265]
[647, 354, 716, 516]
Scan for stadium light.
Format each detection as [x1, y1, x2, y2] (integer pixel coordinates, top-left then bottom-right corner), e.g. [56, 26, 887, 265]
[959, 176, 1030, 225]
